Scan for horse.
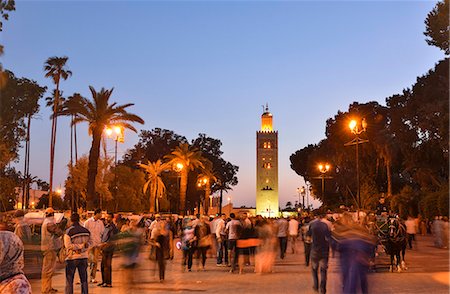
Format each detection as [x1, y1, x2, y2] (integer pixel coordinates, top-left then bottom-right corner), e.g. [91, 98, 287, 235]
[377, 216, 407, 272]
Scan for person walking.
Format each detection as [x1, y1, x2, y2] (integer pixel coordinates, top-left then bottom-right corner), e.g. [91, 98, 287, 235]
[405, 216, 418, 249]
[307, 214, 331, 294]
[288, 216, 299, 254]
[64, 213, 92, 294]
[225, 213, 242, 273]
[98, 212, 118, 288]
[0, 231, 32, 294]
[41, 207, 63, 294]
[150, 219, 169, 282]
[84, 208, 105, 283]
[195, 215, 212, 271]
[181, 218, 196, 272]
[215, 214, 228, 266]
[276, 216, 289, 259]
[301, 217, 312, 266]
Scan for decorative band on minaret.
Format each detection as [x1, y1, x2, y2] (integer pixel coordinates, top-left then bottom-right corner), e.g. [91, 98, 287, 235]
[256, 104, 279, 217]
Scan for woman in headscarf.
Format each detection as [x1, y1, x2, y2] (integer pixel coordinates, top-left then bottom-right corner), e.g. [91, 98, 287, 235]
[0, 231, 32, 294]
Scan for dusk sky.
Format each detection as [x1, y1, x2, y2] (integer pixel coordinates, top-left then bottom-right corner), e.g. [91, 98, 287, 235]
[3, 0, 444, 208]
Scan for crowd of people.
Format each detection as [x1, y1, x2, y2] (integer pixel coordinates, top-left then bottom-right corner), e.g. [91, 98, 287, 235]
[0, 206, 448, 294]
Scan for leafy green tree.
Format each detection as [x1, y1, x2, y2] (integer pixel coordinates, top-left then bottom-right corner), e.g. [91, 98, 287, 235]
[424, 0, 449, 55]
[64, 155, 114, 210]
[0, 70, 46, 169]
[44, 56, 72, 207]
[111, 165, 146, 212]
[123, 128, 188, 166]
[59, 86, 144, 210]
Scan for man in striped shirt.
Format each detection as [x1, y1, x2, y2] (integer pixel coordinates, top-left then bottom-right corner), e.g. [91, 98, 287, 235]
[64, 213, 92, 294]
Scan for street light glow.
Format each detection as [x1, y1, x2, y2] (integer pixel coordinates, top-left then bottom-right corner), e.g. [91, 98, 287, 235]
[114, 126, 122, 135]
[105, 127, 113, 136]
[349, 120, 357, 132]
[174, 162, 184, 172]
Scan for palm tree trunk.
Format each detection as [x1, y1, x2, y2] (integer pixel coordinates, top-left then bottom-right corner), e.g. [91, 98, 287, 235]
[49, 84, 60, 207]
[386, 158, 392, 197]
[179, 170, 188, 215]
[204, 186, 211, 215]
[87, 128, 102, 210]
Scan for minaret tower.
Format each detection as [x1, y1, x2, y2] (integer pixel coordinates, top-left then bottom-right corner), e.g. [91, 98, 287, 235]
[256, 104, 279, 217]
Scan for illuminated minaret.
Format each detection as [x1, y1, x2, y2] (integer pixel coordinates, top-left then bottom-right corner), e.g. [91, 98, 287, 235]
[256, 104, 279, 217]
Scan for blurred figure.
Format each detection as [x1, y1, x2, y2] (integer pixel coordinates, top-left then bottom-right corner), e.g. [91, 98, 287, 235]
[13, 210, 31, 243]
[301, 217, 312, 266]
[195, 215, 211, 271]
[150, 219, 170, 282]
[215, 213, 228, 266]
[442, 217, 449, 249]
[41, 207, 63, 294]
[84, 208, 105, 283]
[225, 213, 242, 273]
[288, 216, 299, 254]
[334, 214, 376, 294]
[255, 219, 277, 274]
[98, 212, 118, 288]
[0, 231, 32, 294]
[432, 216, 443, 248]
[237, 216, 258, 274]
[64, 213, 92, 294]
[276, 216, 289, 259]
[307, 214, 331, 294]
[405, 216, 417, 249]
[181, 218, 196, 272]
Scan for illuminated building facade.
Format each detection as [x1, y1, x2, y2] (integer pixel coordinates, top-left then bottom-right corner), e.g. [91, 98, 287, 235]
[256, 104, 279, 217]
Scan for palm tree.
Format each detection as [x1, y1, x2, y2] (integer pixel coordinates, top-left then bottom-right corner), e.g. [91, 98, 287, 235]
[44, 56, 72, 207]
[197, 159, 217, 214]
[138, 160, 170, 212]
[165, 143, 205, 215]
[59, 86, 144, 210]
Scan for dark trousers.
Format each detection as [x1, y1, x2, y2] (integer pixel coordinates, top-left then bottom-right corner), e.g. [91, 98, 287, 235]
[156, 248, 166, 280]
[101, 250, 113, 285]
[311, 251, 329, 294]
[227, 239, 238, 271]
[279, 237, 288, 259]
[217, 238, 228, 264]
[182, 248, 194, 270]
[65, 258, 88, 294]
[197, 247, 208, 267]
[407, 234, 416, 249]
[304, 242, 312, 266]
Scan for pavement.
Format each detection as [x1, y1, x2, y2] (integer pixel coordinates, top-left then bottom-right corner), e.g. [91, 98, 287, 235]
[29, 235, 449, 294]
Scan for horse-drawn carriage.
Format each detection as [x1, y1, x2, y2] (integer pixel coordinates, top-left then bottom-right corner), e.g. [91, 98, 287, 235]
[369, 215, 408, 272]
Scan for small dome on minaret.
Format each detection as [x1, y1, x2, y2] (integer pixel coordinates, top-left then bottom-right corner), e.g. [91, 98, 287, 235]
[261, 103, 273, 132]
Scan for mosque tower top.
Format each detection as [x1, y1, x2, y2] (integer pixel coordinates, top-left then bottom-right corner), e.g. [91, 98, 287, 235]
[261, 103, 273, 132]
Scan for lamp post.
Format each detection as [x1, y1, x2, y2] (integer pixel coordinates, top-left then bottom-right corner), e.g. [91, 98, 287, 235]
[296, 186, 306, 210]
[318, 164, 331, 200]
[173, 162, 184, 214]
[345, 118, 368, 209]
[105, 125, 124, 211]
[197, 176, 209, 214]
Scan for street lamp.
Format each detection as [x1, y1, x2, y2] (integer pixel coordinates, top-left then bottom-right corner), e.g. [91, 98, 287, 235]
[296, 186, 306, 210]
[197, 176, 209, 213]
[318, 163, 331, 200]
[105, 125, 124, 211]
[345, 118, 368, 209]
[105, 125, 124, 165]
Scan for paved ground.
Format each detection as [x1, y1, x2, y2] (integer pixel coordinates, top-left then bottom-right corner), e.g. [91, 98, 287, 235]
[29, 235, 449, 293]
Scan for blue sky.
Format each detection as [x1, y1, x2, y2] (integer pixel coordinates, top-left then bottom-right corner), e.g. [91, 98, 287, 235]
[3, 0, 444, 208]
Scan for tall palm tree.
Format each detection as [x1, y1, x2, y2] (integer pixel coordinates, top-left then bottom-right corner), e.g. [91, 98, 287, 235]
[59, 86, 144, 210]
[197, 159, 217, 214]
[138, 160, 170, 212]
[44, 56, 72, 207]
[165, 143, 205, 215]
